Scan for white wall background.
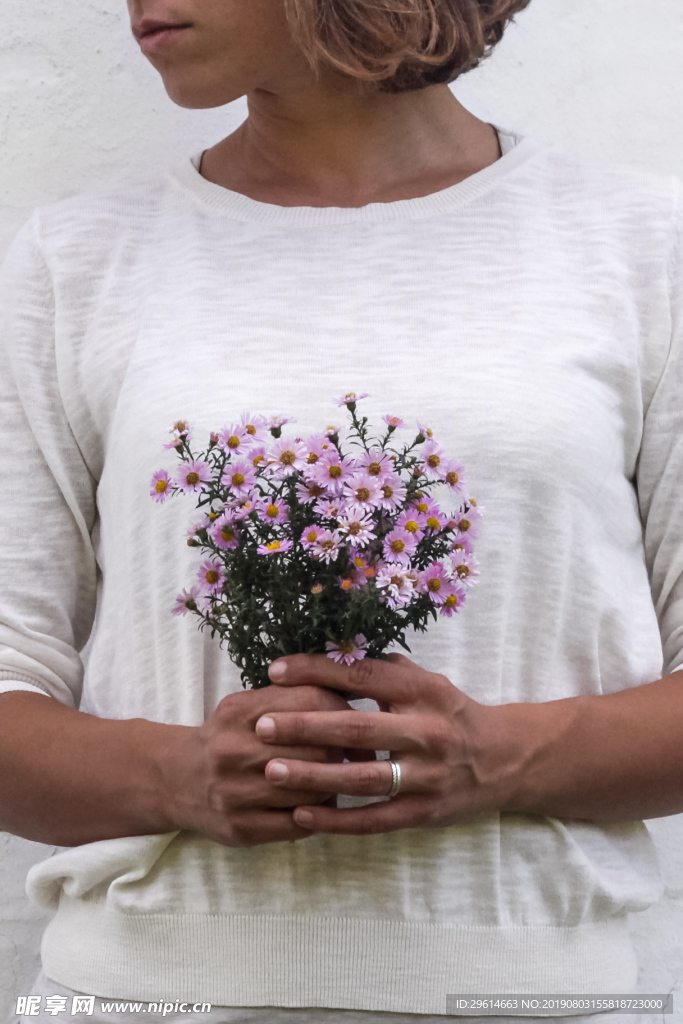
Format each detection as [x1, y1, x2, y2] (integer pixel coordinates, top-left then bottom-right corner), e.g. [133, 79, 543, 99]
[1, 0, 683, 1019]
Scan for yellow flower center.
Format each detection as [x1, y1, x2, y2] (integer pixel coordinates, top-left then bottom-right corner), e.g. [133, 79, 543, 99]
[404, 519, 419, 534]
[252, 454, 265, 466]
[355, 487, 370, 502]
[320, 539, 335, 551]
[227, 435, 240, 449]
[390, 539, 405, 553]
[155, 479, 168, 493]
[232, 473, 245, 487]
[221, 527, 235, 542]
[186, 472, 200, 486]
[427, 578, 442, 593]
[206, 570, 219, 584]
[445, 594, 459, 608]
[306, 530, 319, 543]
[446, 470, 459, 486]
[459, 518, 471, 532]
[367, 462, 382, 476]
[280, 450, 296, 465]
[307, 452, 319, 464]
[173, 420, 189, 433]
[328, 465, 342, 479]
[353, 556, 366, 567]
[382, 485, 394, 498]
[455, 564, 470, 578]
[308, 484, 324, 497]
[311, 584, 323, 594]
[427, 516, 440, 530]
[427, 454, 441, 468]
[267, 541, 282, 551]
[390, 574, 404, 588]
[245, 424, 257, 435]
[266, 504, 279, 518]
[348, 522, 361, 535]
[340, 579, 353, 591]
[415, 502, 428, 513]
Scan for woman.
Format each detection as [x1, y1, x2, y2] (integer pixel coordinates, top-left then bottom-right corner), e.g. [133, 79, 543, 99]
[1, 1, 681, 1022]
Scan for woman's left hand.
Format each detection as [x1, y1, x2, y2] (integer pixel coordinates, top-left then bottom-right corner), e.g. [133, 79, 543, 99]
[255, 653, 525, 835]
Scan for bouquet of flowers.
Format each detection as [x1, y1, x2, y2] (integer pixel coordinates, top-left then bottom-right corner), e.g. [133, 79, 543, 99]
[150, 393, 481, 689]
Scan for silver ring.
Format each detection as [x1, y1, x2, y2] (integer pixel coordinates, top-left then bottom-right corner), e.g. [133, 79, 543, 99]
[387, 759, 402, 799]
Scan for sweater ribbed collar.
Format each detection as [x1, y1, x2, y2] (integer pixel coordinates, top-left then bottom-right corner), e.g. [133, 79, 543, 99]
[167, 126, 544, 226]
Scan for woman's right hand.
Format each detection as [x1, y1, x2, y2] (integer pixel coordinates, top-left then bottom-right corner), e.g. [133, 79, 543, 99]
[159, 684, 365, 847]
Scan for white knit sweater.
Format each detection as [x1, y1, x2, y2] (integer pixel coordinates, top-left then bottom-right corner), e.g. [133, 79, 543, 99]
[1, 128, 682, 1015]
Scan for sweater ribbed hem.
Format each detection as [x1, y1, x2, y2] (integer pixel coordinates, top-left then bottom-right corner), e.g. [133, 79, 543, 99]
[41, 896, 638, 1015]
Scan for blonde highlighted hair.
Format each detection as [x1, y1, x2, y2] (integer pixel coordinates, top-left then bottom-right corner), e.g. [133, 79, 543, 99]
[284, 0, 531, 92]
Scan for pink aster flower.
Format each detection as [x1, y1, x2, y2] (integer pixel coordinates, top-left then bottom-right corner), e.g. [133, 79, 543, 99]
[325, 634, 368, 666]
[231, 497, 258, 520]
[163, 419, 193, 449]
[247, 445, 269, 471]
[311, 529, 343, 564]
[257, 539, 293, 556]
[447, 549, 480, 588]
[378, 473, 408, 512]
[439, 582, 468, 617]
[324, 424, 340, 438]
[300, 524, 325, 550]
[150, 469, 173, 504]
[411, 495, 447, 531]
[343, 472, 383, 511]
[197, 558, 226, 595]
[451, 506, 483, 542]
[240, 412, 269, 443]
[417, 421, 436, 441]
[382, 414, 404, 430]
[301, 433, 337, 468]
[334, 392, 370, 408]
[419, 562, 455, 605]
[221, 459, 257, 498]
[217, 425, 251, 457]
[418, 440, 448, 482]
[396, 508, 426, 539]
[171, 585, 203, 617]
[337, 506, 377, 549]
[296, 479, 328, 504]
[258, 498, 289, 525]
[383, 527, 418, 566]
[315, 498, 345, 520]
[268, 437, 308, 478]
[309, 451, 354, 494]
[375, 564, 417, 609]
[175, 459, 213, 494]
[441, 459, 468, 499]
[210, 515, 239, 550]
[358, 447, 393, 482]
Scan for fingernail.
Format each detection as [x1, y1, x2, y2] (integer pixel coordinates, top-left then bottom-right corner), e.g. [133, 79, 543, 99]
[295, 809, 314, 827]
[269, 660, 287, 681]
[268, 762, 288, 780]
[256, 716, 276, 738]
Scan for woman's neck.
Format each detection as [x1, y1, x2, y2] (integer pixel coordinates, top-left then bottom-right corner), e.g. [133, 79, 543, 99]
[199, 83, 501, 208]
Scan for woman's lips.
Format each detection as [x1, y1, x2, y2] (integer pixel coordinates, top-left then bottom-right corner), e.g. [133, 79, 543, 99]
[138, 25, 192, 56]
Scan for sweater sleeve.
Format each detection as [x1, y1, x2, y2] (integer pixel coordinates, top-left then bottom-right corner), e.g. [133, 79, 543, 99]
[0, 213, 98, 707]
[636, 179, 683, 678]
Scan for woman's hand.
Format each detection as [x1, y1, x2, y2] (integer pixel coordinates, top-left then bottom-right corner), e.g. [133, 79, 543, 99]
[161, 683, 376, 848]
[257, 653, 525, 835]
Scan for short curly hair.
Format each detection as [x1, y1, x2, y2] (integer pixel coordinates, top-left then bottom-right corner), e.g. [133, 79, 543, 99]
[284, 0, 532, 93]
